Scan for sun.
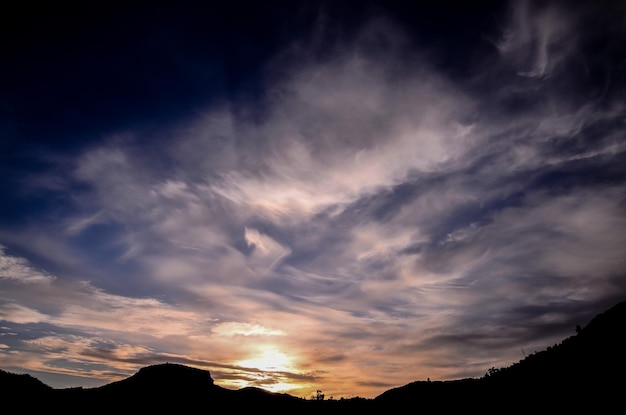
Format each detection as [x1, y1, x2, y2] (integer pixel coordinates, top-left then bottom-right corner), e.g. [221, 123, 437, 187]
[237, 348, 292, 372]
[230, 346, 311, 393]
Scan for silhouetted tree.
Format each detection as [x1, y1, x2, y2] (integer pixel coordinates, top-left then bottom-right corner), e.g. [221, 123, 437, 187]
[313, 389, 325, 400]
[485, 367, 500, 377]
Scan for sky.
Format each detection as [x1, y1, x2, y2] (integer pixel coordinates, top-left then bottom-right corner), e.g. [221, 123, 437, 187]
[1, 0, 625, 399]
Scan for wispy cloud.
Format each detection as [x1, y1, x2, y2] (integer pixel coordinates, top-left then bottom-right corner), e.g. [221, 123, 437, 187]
[0, 245, 55, 284]
[495, 0, 578, 78]
[212, 322, 286, 337]
[210, 50, 477, 219]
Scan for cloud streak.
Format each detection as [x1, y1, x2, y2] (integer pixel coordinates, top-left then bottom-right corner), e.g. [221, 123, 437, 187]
[496, 0, 577, 78]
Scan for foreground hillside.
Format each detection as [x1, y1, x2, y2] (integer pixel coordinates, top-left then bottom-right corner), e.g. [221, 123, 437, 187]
[376, 300, 626, 411]
[2, 300, 624, 413]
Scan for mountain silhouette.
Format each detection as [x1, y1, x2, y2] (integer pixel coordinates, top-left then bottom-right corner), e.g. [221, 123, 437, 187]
[0, 368, 52, 395]
[51, 362, 308, 413]
[375, 300, 626, 411]
[2, 300, 624, 413]
[96, 362, 216, 396]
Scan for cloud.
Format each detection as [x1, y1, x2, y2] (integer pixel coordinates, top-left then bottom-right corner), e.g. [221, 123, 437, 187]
[66, 211, 105, 236]
[0, 263, 208, 341]
[209, 49, 478, 219]
[24, 335, 155, 364]
[0, 245, 55, 284]
[476, 191, 622, 288]
[73, 145, 152, 217]
[496, 0, 578, 78]
[44, 21, 481, 302]
[0, 303, 49, 324]
[57, 285, 206, 338]
[244, 228, 291, 274]
[391, 184, 626, 368]
[212, 322, 286, 337]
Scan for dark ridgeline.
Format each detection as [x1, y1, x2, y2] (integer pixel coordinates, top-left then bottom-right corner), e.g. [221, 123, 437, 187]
[374, 300, 626, 412]
[2, 300, 625, 413]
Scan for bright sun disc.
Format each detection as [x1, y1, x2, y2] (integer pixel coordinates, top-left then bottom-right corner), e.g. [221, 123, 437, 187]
[237, 349, 292, 372]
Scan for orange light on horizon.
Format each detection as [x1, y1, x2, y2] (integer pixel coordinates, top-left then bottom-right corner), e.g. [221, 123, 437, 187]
[231, 346, 311, 394]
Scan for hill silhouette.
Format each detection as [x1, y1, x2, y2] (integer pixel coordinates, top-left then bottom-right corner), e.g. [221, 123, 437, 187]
[2, 300, 624, 413]
[50, 363, 308, 413]
[375, 300, 626, 411]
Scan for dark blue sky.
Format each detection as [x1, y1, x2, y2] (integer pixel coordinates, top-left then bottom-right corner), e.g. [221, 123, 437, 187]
[1, 0, 625, 398]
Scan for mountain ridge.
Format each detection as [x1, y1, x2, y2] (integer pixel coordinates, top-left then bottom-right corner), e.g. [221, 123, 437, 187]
[2, 299, 624, 412]
[375, 299, 626, 411]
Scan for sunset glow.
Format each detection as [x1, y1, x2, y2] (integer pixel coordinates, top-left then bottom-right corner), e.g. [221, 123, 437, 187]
[237, 348, 293, 373]
[232, 348, 306, 393]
